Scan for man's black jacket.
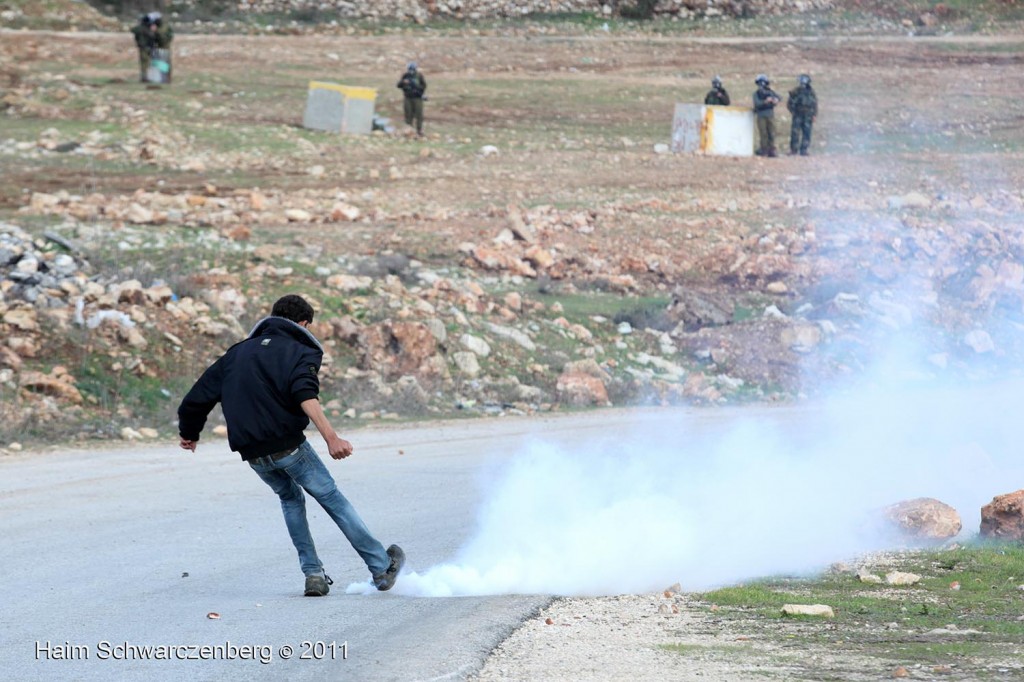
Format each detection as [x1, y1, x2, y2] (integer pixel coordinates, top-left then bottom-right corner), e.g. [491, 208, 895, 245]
[178, 316, 323, 460]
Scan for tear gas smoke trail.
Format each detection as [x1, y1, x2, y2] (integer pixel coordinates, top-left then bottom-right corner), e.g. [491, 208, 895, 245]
[348, 376, 1024, 597]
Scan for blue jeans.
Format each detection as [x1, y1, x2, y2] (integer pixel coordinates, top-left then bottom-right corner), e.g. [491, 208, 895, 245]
[248, 440, 390, 577]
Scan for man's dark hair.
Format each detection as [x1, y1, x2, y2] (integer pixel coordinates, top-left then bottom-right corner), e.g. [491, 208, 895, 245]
[271, 294, 314, 324]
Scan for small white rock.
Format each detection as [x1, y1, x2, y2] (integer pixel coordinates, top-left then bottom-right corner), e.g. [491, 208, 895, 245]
[885, 571, 922, 586]
[781, 604, 834, 618]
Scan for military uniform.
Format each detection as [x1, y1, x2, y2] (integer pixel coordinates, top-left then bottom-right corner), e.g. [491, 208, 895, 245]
[787, 80, 818, 155]
[752, 81, 781, 157]
[130, 13, 173, 83]
[704, 86, 730, 106]
[131, 17, 156, 82]
[397, 66, 427, 136]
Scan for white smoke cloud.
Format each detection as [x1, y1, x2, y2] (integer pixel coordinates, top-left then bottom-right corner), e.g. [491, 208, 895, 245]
[348, 371, 1024, 597]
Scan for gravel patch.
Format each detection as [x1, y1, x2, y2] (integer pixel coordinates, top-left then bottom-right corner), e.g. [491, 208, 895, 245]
[472, 593, 781, 681]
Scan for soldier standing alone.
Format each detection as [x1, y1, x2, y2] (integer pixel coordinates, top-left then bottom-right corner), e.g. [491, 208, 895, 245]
[704, 76, 730, 106]
[787, 74, 818, 156]
[397, 62, 427, 137]
[752, 74, 781, 157]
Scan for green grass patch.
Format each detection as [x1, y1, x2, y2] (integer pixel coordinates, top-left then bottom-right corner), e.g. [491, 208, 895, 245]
[661, 642, 753, 656]
[698, 545, 1024, 672]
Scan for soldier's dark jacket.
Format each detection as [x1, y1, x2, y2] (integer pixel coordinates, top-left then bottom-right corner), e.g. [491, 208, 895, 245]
[154, 24, 174, 49]
[397, 72, 427, 99]
[753, 85, 780, 118]
[131, 21, 173, 51]
[131, 23, 156, 51]
[704, 87, 730, 106]
[787, 85, 818, 117]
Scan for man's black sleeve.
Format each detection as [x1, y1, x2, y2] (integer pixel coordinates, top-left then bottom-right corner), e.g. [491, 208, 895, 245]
[177, 359, 225, 441]
[288, 348, 322, 405]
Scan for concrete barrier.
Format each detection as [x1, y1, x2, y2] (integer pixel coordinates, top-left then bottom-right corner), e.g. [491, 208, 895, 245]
[302, 81, 378, 135]
[671, 103, 754, 157]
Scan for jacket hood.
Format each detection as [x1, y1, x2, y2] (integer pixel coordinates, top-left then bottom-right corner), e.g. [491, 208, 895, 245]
[247, 316, 323, 353]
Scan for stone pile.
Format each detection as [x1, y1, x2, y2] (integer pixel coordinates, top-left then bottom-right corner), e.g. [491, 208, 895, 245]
[0, 224, 93, 310]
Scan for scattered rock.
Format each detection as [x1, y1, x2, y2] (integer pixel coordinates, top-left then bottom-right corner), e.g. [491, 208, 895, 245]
[330, 202, 361, 221]
[888, 192, 932, 209]
[885, 571, 922, 586]
[452, 351, 481, 377]
[780, 323, 821, 354]
[667, 288, 733, 332]
[19, 369, 82, 404]
[459, 334, 492, 358]
[285, 208, 313, 222]
[486, 323, 536, 351]
[857, 568, 883, 584]
[781, 604, 834, 618]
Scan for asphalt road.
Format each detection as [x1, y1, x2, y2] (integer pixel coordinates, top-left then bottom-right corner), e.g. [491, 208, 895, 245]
[1, 408, 709, 682]
[5, 394, 1017, 681]
[1, 413, 593, 681]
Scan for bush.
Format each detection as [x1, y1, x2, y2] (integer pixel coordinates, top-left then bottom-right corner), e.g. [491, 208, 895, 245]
[620, 0, 658, 20]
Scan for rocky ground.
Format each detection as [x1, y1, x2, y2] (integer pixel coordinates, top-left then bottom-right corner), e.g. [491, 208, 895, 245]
[2, 22, 1024, 447]
[472, 551, 1024, 681]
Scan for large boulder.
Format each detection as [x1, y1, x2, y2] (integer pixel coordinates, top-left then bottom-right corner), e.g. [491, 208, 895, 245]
[556, 372, 609, 407]
[555, 359, 611, 407]
[980, 490, 1024, 542]
[883, 498, 962, 541]
[360, 321, 440, 379]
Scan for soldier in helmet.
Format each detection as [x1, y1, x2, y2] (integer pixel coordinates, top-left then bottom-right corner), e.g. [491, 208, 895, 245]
[397, 62, 427, 137]
[787, 73, 818, 156]
[752, 74, 781, 157]
[130, 13, 156, 82]
[704, 76, 730, 106]
[129, 12, 174, 83]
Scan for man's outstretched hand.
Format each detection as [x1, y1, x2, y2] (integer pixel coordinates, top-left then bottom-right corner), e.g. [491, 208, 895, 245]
[179, 438, 197, 452]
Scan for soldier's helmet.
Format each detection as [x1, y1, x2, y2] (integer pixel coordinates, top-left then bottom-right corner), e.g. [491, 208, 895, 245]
[407, 61, 418, 72]
[755, 74, 769, 86]
[799, 74, 811, 86]
[711, 76, 722, 88]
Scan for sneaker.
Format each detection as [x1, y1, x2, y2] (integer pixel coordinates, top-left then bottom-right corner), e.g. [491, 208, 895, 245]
[304, 572, 333, 597]
[372, 544, 405, 591]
